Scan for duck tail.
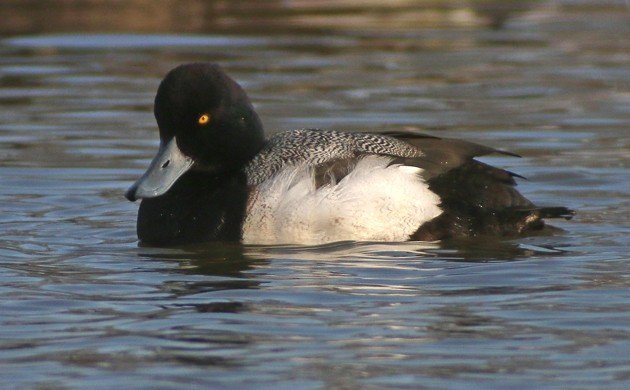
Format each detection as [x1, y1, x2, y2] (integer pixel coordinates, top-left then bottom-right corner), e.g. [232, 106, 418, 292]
[536, 206, 575, 220]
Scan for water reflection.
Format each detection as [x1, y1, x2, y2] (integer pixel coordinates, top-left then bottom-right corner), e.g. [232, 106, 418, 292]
[427, 304, 502, 337]
[135, 244, 265, 303]
[0, 0, 543, 36]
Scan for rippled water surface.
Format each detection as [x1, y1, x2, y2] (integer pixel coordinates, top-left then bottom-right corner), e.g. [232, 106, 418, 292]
[1, 1, 629, 388]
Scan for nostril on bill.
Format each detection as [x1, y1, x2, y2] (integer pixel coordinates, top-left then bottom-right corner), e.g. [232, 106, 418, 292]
[161, 160, 170, 169]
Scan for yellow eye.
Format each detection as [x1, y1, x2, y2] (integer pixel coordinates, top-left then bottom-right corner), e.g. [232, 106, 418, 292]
[197, 113, 211, 125]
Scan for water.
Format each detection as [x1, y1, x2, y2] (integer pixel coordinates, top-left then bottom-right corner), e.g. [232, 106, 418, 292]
[1, 1, 629, 388]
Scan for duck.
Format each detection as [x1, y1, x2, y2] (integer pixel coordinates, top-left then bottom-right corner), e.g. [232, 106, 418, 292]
[125, 63, 573, 246]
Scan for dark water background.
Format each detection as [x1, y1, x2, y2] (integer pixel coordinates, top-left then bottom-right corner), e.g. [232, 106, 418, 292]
[0, 0, 628, 388]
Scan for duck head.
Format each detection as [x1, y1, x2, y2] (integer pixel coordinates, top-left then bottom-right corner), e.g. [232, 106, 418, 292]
[125, 63, 265, 201]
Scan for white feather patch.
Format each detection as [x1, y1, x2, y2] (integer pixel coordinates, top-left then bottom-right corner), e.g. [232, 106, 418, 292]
[242, 156, 442, 245]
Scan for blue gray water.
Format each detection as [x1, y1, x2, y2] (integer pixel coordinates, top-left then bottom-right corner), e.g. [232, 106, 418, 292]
[0, 1, 629, 388]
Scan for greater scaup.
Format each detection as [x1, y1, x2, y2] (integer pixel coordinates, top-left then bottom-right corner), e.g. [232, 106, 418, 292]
[125, 63, 573, 245]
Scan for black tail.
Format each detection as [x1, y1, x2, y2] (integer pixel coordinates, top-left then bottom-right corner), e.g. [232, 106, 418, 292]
[537, 206, 575, 220]
[412, 160, 574, 241]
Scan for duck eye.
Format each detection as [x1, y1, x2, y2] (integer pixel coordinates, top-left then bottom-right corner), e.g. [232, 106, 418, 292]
[197, 113, 211, 125]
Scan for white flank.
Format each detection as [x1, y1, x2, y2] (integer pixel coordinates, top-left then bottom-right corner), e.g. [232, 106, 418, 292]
[242, 156, 442, 245]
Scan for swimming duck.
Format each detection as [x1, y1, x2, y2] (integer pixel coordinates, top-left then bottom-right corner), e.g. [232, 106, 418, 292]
[125, 63, 573, 245]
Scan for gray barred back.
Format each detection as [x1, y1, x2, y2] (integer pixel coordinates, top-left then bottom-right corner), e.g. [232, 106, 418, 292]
[244, 128, 421, 185]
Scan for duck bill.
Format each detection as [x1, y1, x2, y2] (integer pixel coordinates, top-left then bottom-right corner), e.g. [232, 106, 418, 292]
[125, 138, 194, 201]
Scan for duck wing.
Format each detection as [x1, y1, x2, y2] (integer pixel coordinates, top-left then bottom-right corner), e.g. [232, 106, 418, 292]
[245, 128, 421, 185]
[379, 130, 520, 180]
[246, 128, 520, 184]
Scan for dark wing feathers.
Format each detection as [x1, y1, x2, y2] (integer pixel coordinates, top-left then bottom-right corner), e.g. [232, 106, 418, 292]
[312, 157, 359, 188]
[380, 130, 521, 158]
[380, 130, 520, 179]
